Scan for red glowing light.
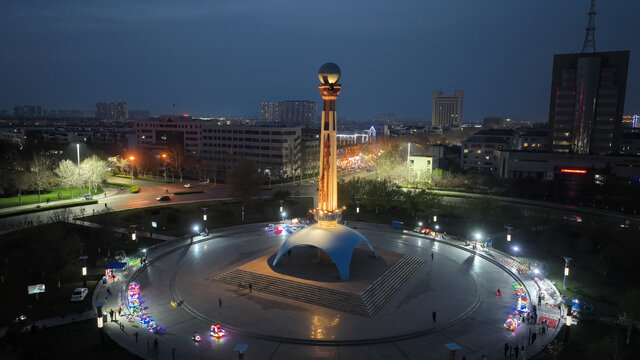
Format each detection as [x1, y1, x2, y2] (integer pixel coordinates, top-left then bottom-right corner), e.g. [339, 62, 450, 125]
[561, 169, 587, 174]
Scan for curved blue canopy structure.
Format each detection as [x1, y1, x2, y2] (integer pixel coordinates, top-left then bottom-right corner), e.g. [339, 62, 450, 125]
[272, 224, 378, 280]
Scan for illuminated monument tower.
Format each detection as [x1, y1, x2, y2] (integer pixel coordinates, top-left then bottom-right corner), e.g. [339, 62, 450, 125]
[273, 63, 378, 280]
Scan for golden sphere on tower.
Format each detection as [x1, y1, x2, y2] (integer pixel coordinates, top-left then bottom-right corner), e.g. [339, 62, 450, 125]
[318, 62, 341, 84]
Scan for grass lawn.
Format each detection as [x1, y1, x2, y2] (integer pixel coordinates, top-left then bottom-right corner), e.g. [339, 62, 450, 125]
[0, 187, 103, 209]
[0, 319, 142, 359]
[0, 223, 161, 326]
[84, 197, 315, 237]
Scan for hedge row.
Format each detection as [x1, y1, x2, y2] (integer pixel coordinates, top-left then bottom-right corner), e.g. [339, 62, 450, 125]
[173, 190, 204, 195]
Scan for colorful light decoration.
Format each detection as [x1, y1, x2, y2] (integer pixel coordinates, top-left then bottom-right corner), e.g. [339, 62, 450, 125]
[504, 313, 519, 331]
[128, 282, 159, 332]
[210, 324, 226, 338]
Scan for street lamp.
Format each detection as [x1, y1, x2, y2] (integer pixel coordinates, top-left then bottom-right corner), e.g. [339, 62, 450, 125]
[505, 225, 514, 242]
[563, 256, 573, 290]
[279, 200, 284, 213]
[474, 232, 482, 241]
[355, 200, 360, 214]
[161, 153, 168, 182]
[432, 209, 439, 222]
[131, 232, 136, 241]
[82, 266, 87, 288]
[418, 221, 423, 227]
[281, 211, 286, 222]
[128, 156, 135, 186]
[202, 207, 208, 221]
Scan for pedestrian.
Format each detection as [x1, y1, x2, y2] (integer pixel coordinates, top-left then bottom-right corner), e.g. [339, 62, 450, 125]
[249, 283, 252, 293]
[431, 252, 434, 261]
[110, 309, 114, 322]
[118, 307, 121, 316]
[218, 297, 222, 308]
[514, 344, 519, 358]
[528, 329, 532, 345]
[532, 332, 537, 344]
[482, 355, 487, 360]
[526, 312, 530, 323]
[107, 287, 112, 296]
[432, 311, 436, 325]
[134, 332, 139, 343]
[105, 203, 107, 208]
[504, 343, 509, 356]
[153, 337, 159, 353]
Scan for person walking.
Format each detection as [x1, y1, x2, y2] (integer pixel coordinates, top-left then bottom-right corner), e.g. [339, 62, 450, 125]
[153, 337, 159, 353]
[249, 283, 252, 293]
[432, 311, 437, 325]
[134, 332, 139, 343]
[218, 297, 222, 308]
[431, 252, 434, 261]
[504, 342, 509, 356]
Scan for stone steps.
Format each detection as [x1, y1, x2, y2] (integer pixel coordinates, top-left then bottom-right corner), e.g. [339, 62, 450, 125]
[214, 255, 424, 317]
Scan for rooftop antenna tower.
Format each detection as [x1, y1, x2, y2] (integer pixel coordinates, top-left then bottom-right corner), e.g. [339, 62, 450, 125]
[581, 0, 596, 53]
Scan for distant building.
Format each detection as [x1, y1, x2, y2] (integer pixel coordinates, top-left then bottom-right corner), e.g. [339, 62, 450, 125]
[260, 102, 280, 123]
[483, 116, 506, 129]
[200, 124, 301, 179]
[497, 151, 640, 181]
[134, 115, 202, 156]
[432, 90, 463, 127]
[47, 110, 95, 119]
[408, 155, 433, 181]
[620, 128, 640, 156]
[461, 129, 519, 173]
[13, 105, 44, 118]
[128, 110, 151, 120]
[548, 51, 630, 155]
[518, 129, 548, 152]
[622, 115, 639, 128]
[96, 102, 129, 120]
[260, 101, 317, 127]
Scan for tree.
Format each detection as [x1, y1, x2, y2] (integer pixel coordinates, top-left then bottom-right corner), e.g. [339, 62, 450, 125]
[619, 288, 640, 345]
[30, 154, 54, 202]
[108, 156, 129, 176]
[227, 158, 262, 200]
[167, 146, 185, 182]
[80, 156, 108, 194]
[55, 159, 78, 198]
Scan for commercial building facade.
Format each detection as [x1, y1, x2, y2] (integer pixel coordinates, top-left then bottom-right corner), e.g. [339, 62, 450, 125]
[548, 51, 629, 155]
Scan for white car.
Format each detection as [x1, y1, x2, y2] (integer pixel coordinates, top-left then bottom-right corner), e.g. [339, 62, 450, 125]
[70, 288, 89, 302]
[184, 183, 192, 188]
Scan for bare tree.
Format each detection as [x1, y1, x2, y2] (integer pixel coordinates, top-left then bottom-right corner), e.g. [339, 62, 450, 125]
[30, 154, 54, 202]
[55, 159, 78, 199]
[167, 146, 185, 182]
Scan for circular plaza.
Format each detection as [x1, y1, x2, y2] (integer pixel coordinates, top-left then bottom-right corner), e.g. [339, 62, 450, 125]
[104, 222, 561, 360]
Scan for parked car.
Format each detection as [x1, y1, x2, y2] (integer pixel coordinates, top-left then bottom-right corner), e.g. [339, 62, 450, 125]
[71, 288, 89, 301]
[83, 194, 93, 200]
[156, 195, 171, 201]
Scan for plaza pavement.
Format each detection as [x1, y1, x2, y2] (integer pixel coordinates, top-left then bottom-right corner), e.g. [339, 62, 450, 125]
[93, 222, 565, 360]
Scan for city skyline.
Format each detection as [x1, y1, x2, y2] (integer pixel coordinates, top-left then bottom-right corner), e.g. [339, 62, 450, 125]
[1, 1, 638, 122]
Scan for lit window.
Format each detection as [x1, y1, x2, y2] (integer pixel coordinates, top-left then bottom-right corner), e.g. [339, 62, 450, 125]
[523, 143, 528, 147]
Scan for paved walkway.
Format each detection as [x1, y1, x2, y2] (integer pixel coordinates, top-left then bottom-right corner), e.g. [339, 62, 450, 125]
[93, 222, 564, 360]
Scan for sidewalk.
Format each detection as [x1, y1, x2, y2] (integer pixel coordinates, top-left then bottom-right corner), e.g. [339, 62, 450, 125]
[0, 188, 120, 216]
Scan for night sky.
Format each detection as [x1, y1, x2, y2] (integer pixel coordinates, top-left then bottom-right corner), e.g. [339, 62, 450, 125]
[1, 0, 638, 122]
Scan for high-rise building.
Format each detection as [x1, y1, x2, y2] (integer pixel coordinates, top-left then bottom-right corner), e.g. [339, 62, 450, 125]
[96, 102, 129, 120]
[432, 90, 463, 127]
[13, 105, 45, 118]
[548, 51, 629, 155]
[260, 101, 316, 127]
[260, 102, 280, 123]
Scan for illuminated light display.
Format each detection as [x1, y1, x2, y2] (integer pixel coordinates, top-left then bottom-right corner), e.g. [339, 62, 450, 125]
[210, 324, 226, 338]
[560, 169, 587, 174]
[127, 282, 159, 332]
